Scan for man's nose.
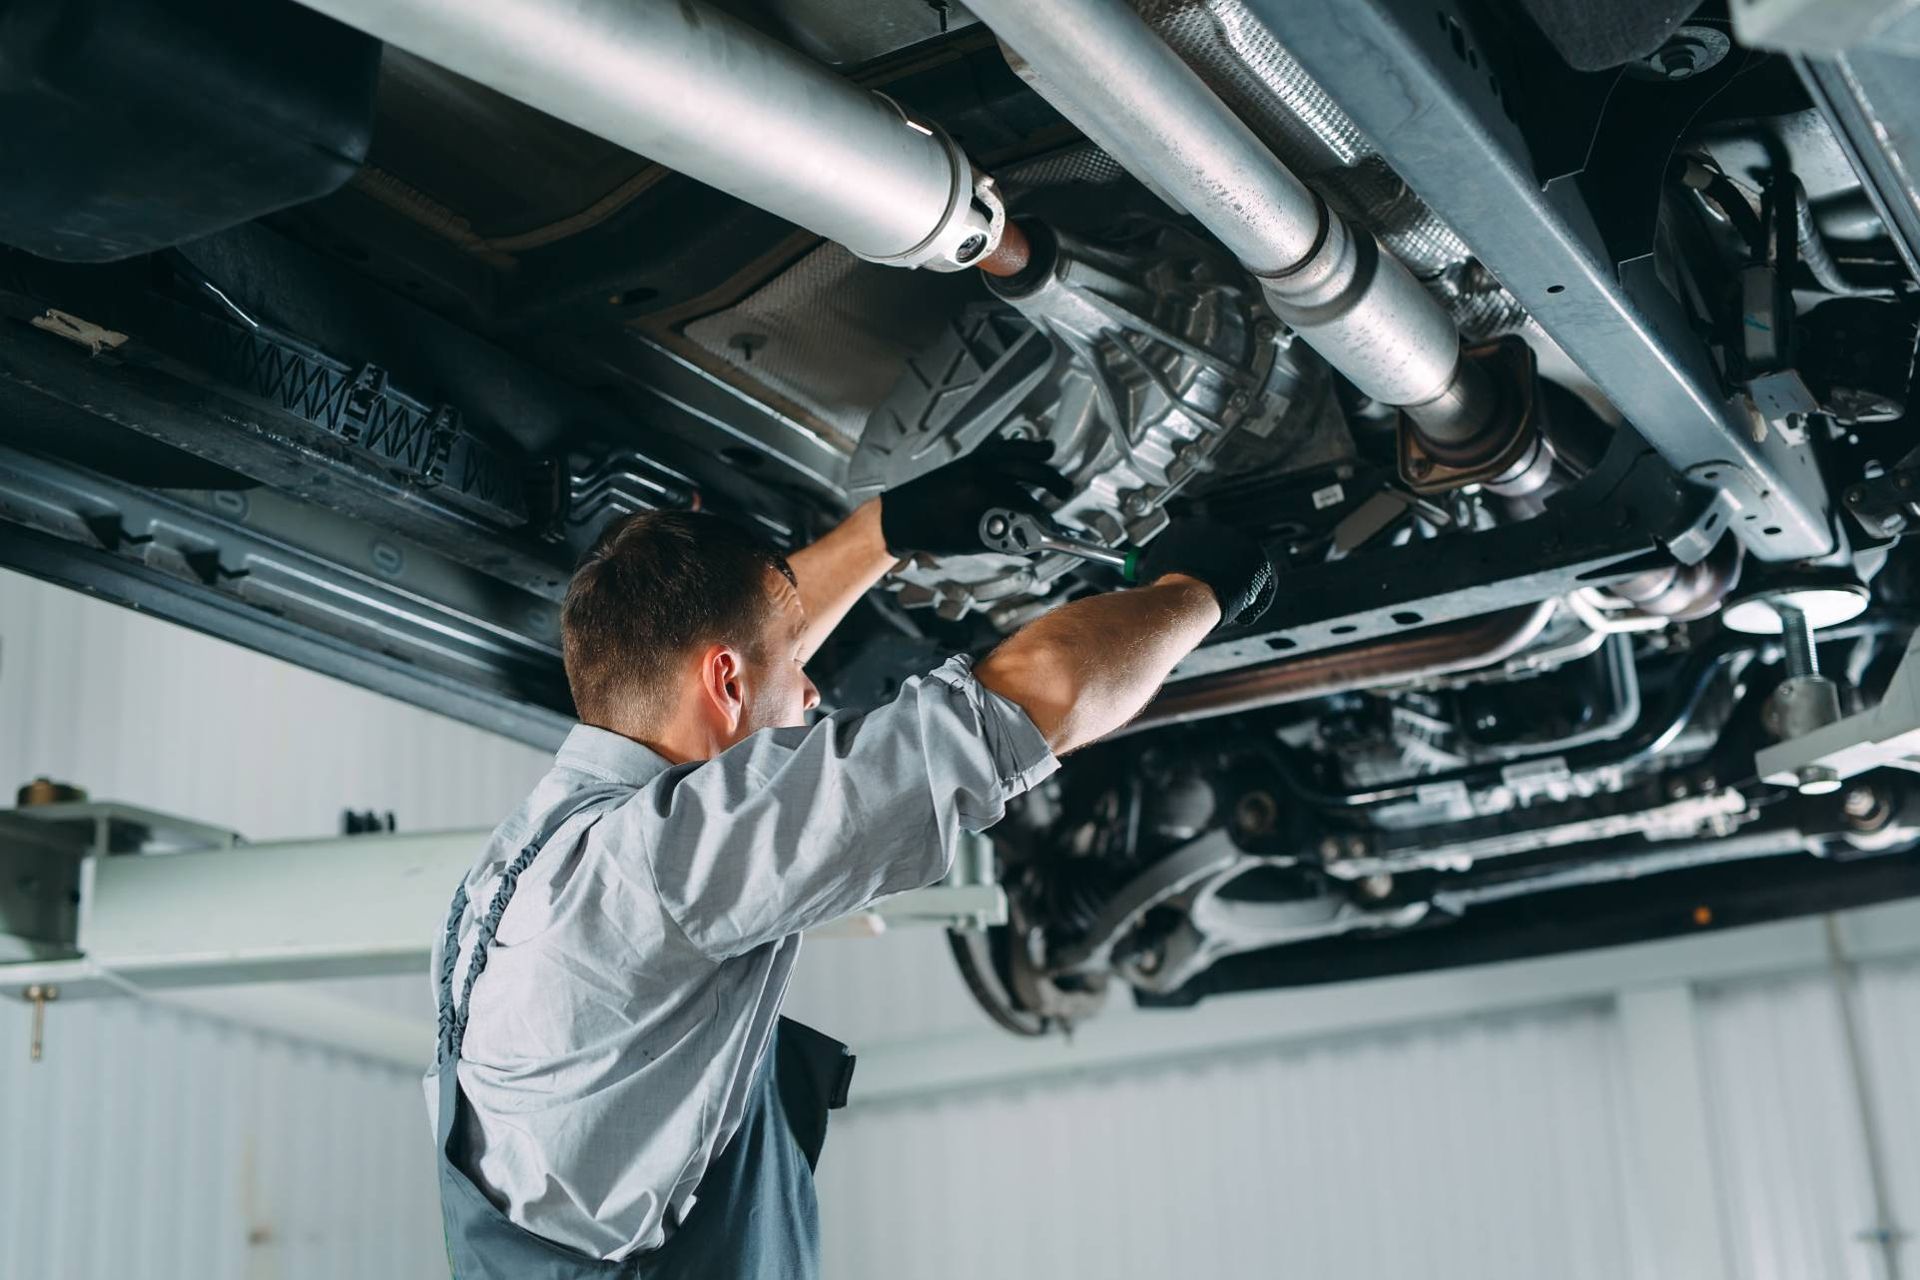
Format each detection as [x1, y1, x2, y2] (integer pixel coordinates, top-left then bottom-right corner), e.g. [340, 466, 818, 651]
[802, 673, 821, 712]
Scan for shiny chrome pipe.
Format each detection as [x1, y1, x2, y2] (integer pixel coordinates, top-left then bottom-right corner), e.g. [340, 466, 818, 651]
[298, 0, 1491, 438]
[288, 0, 1005, 272]
[974, 0, 1496, 445]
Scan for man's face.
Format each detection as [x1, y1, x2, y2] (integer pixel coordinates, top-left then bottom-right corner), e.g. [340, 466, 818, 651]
[734, 571, 819, 740]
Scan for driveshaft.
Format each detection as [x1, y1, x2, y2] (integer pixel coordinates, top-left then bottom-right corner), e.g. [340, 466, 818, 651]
[285, 0, 1011, 274]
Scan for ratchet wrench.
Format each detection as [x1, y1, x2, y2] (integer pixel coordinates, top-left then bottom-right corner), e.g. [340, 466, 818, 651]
[978, 507, 1140, 583]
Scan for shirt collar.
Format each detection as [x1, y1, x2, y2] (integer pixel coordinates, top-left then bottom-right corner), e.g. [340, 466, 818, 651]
[554, 723, 674, 787]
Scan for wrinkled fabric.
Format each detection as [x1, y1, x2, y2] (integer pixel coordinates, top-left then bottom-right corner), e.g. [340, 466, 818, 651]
[434, 788, 850, 1280]
[423, 655, 1056, 1262]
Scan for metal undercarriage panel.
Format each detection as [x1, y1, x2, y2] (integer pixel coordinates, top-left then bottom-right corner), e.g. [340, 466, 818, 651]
[3, 0, 1920, 1027]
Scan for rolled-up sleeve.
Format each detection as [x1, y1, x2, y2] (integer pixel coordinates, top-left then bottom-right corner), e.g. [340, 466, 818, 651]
[619, 655, 1058, 960]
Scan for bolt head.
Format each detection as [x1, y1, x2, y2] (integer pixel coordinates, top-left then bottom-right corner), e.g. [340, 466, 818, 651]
[1842, 785, 1880, 818]
[1660, 49, 1697, 78]
[1234, 790, 1279, 836]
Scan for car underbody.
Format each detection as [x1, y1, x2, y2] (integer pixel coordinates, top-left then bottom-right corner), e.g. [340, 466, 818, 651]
[4, 0, 1920, 1033]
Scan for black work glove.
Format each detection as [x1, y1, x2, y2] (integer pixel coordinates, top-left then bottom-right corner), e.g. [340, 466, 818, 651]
[880, 438, 1073, 556]
[1137, 517, 1276, 630]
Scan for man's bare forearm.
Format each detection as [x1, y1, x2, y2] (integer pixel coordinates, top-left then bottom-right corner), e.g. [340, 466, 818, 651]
[785, 500, 896, 660]
[975, 574, 1220, 754]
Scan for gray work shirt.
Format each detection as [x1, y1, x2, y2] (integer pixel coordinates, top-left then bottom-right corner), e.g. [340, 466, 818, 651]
[424, 655, 1057, 1261]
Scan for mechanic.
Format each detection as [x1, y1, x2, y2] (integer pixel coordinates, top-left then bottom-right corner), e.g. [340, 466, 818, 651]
[427, 439, 1273, 1278]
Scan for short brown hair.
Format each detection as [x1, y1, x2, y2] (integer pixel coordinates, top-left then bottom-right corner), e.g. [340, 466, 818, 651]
[562, 510, 795, 727]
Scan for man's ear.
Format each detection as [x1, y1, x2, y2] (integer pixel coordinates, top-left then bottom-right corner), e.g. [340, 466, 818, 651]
[697, 643, 748, 734]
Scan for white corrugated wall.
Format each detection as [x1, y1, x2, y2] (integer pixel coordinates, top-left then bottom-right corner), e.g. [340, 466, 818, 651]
[7, 566, 1920, 1280]
[1695, 960, 1920, 1280]
[1858, 958, 1920, 1267]
[1, 567, 547, 1279]
[0, 998, 445, 1280]
[0, 567, 551, 841]
[812, 961, 1920, 1280]
[816, 1002, 1649, 1280]
[1697, 973, 1880, 1280]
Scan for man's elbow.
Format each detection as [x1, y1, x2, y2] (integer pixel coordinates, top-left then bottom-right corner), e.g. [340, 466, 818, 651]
[975, 645, 1083, 751]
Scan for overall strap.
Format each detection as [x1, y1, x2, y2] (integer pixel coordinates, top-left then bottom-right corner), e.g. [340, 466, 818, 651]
[435, 793, 609, 1065]
[434, 880, 473, 1063]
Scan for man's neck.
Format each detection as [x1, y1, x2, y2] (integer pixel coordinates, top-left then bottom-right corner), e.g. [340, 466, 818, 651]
[599, 716, 714, 767]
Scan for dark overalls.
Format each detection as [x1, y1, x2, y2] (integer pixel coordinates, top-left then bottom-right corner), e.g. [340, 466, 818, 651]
[432, 797, 856, 1279]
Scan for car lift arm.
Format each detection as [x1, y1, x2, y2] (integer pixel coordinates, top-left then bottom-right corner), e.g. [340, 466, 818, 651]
[0, 802, 1004, 1000]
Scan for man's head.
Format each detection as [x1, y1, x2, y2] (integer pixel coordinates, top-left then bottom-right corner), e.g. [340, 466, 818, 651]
[562, 511, 819, 759]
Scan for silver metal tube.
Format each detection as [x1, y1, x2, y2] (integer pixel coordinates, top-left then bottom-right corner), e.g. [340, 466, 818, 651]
[1259, 210, 1485, 425]
[288, 0, 998, 270]
[970, 0, 1494, 436]
[982, 3, 1322, 275]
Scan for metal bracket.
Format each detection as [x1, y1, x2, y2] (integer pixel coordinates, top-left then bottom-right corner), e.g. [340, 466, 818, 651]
[1756, 630, 1920, 788]
[1174, 442, 1720, 681]
[1242, 0, 1837, 561]
[1843, 446, 1920, 539]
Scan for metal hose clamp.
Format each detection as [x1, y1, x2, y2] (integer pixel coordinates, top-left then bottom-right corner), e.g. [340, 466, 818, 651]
[855, 94, 1007, 272]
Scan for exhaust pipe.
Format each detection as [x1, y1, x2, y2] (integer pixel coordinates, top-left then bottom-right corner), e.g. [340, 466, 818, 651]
[968, 0, 1499, 452]
[296, 0, 1497, 449]
[286, 0, 1012, 274]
